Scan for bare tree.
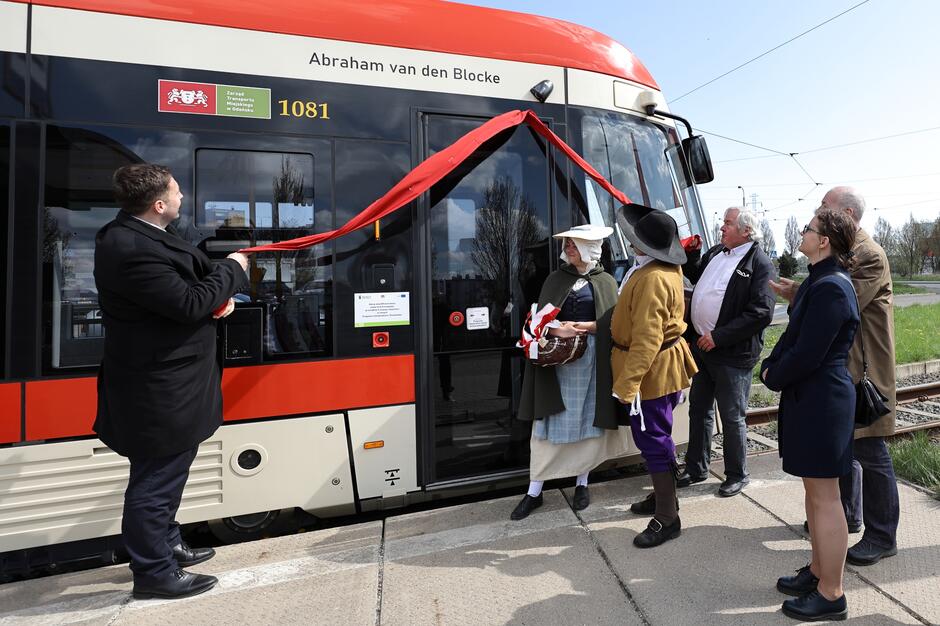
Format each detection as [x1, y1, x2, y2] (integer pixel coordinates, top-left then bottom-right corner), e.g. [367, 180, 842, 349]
[784, 216, 801, 255]
[923, 216, 940, 274]
[895, 214, 926, 277]
[759, 219, 776, 257]
[873, 216, 895, 252]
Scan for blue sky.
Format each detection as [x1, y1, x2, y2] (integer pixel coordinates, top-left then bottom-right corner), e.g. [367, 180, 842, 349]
[472, 0, 940, 250]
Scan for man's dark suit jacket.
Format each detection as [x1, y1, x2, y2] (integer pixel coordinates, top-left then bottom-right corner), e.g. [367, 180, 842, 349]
[93, 211, 247, 458]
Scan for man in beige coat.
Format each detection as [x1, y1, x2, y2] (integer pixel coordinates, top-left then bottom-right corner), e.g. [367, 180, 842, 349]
[772, 186, 899, 566]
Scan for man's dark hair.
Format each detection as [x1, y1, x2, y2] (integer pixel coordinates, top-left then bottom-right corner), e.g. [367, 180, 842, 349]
[113, 164, 173, 216]
[815, 208, 857, 271]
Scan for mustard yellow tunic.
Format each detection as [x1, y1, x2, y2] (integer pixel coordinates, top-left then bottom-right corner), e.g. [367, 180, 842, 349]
[610, 261, 698, 401]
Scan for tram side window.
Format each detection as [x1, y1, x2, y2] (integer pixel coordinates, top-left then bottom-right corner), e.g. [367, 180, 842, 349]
[42, 126, 136, 370]
[195, 149, 332, 359]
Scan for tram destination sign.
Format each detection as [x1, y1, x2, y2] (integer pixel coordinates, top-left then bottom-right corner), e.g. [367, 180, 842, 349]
[158, 80, 271, 119]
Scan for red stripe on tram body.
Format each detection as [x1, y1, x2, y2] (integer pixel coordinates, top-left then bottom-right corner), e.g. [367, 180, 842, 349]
[25, 377, 98, 441]
[0, 383, 23, 444]
[20, 355, 415, 441]
[221, 355, 415, 422]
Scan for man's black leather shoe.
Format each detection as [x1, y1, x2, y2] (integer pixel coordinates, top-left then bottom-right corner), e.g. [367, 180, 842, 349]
[633, 517, 681, 548]
[675, 471, 707, 488]
[133, 568, 218, 600]
[629, 493, 680, 515]
[846, 538, 897, 566]
[802, 520, 861, 534]
[510, 494, 543, 520]
[776, 564, 818, 596]
[717, 477, 749, 497]
[172, 542, 216, 568]
[781, 589, 847, 621]
[572, 486, 590, 511]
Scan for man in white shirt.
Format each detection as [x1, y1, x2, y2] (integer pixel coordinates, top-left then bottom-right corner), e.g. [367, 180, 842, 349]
[678, 208, 775, 497]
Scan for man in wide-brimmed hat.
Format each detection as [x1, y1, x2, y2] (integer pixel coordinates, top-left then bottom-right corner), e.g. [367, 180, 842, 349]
[611, 204, 698, 548]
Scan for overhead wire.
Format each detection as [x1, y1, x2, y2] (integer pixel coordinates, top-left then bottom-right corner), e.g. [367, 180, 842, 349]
[668, 0, 873, 104]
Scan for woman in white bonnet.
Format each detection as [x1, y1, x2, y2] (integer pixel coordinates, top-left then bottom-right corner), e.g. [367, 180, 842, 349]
[514, 224, 629, 520]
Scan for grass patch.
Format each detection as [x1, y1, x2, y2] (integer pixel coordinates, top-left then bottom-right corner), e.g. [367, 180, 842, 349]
[893, 274, 940, 281]
[755, 302, 940, 378]
[894, 283, 929, 295]
[894, 302, 940, 364]
[753, 324, 787, 383]
[888, 431, 940, 499]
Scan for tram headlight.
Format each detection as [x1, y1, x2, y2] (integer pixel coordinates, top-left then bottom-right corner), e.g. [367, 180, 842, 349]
[231, 444, 269, 476]
[530, 80, 554, 103]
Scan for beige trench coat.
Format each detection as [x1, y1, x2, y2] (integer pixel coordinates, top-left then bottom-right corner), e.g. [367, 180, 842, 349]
[848, 229, 896, 438]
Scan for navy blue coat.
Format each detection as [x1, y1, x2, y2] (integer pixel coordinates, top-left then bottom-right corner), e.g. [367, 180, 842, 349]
[760, 257, 859, 478]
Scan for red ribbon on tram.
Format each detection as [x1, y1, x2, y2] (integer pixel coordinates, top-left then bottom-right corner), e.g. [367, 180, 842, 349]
[237, 109, 630, 254]
[215, 109, 633, 316]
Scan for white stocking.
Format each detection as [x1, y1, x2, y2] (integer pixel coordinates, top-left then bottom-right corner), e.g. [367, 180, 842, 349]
[576, 472, 589, 487]
[527, 480, 544, 497]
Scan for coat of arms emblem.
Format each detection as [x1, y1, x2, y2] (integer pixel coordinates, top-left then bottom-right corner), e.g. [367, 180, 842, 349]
[166, 88, 209, 107]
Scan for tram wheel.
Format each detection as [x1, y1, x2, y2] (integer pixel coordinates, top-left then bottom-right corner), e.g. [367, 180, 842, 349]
[208, 510, 281, 544]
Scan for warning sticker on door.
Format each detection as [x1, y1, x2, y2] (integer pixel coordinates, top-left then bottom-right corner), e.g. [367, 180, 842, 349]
[465, 307, 489, 331]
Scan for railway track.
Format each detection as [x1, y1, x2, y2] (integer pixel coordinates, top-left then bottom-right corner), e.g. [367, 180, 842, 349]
[745, 379, 940, 437]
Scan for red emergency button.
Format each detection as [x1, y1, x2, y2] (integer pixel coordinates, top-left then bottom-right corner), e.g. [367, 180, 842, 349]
[449, 311, 464, 326]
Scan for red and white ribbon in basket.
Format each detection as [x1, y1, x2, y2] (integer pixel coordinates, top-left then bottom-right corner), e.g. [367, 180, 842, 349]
[516, 303, 562, 359]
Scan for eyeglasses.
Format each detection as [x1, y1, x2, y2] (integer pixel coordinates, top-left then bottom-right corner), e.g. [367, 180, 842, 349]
[801, 224, 822, 236]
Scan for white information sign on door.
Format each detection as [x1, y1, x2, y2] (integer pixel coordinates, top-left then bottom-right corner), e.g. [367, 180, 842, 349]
[354, 292, 410, 327]
[465, 307, 490, 330]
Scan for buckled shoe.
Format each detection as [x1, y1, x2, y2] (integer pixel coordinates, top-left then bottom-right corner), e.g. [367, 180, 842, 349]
[510, 494, 543, 521]
[171, 542, 216, 568]
[572, 486, 590, 511]
[776, 564, 818, 596]
[133, 568, 218, 600]
[781, 589, 847, 621]
[633, 517, 681, 549]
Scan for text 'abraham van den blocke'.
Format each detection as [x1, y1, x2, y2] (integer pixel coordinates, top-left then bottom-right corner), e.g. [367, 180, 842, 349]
[309, 52, 385, 72]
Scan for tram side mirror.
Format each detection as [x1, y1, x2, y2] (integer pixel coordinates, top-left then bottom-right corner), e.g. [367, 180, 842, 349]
[681, 135, 714, 184]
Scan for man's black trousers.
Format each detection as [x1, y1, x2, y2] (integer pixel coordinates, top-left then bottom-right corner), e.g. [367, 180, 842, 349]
[123, 446, 199, 582]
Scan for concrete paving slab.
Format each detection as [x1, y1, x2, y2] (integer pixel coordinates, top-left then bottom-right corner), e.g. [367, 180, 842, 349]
[0, 520, 382, 625]
[579, 464, 923, 625]
[383, 527, 643, 626]
[383, 491, 579, 562]
[744, 452, 940, 625]
[111, 566, 377, 626]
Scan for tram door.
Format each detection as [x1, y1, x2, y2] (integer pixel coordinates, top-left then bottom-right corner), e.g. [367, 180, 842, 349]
[421, 114, 552, 483]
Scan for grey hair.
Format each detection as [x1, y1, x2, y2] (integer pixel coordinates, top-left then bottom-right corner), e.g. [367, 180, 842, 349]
[829, 186, 867, 222]
[725, 207, 762, 242]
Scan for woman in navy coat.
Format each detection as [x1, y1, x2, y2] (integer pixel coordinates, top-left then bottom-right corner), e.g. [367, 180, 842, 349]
[760, 208, 859, 622]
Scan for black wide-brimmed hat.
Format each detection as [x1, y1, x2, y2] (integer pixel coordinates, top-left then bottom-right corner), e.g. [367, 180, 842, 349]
[618, 203, 687, 265]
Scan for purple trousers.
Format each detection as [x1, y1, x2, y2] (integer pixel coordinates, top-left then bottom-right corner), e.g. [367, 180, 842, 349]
[628, 391, 682, 473]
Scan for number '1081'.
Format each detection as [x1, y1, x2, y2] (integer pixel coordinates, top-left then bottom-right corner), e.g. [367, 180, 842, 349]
[277, 100, 331, 119]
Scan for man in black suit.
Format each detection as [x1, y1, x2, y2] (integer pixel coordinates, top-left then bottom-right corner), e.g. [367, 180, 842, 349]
[94, 164, 248, 600]
[679, 207, 775, 497]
